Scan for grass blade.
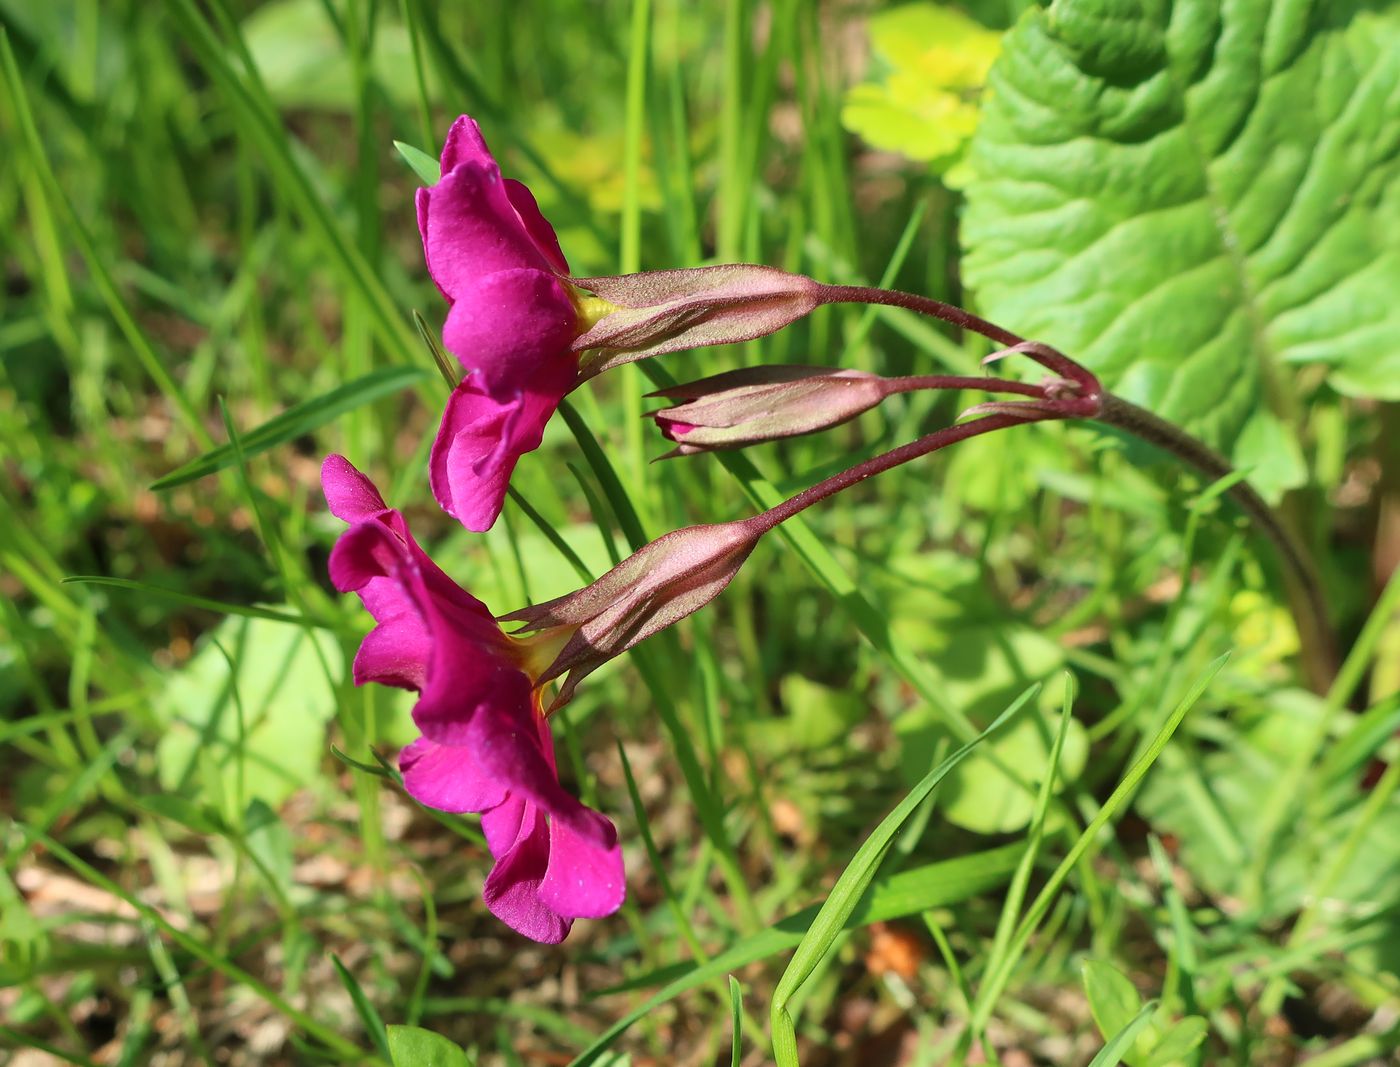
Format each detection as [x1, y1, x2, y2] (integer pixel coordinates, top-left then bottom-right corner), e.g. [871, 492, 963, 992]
[332, 954, 392, 1063]
[769, 686, 1036, 1067]
[569, 844, 1023, 1067]
[151, 366, 431, 489]
[970, 655, 1228, 1032]
[61, 577, 320, 625]
[1086, 1001, 1159, 1067]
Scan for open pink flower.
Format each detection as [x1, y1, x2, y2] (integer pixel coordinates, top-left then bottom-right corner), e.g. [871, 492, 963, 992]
[323, 455, 624, 942]
[417, 116, 829, 532]
[417, 116, 580, 533]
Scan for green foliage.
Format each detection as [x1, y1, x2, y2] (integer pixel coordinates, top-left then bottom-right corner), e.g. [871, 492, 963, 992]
[1082, 960, 1208, 1067]
[842, 3, 1001, 172]
[151, 365, 432, 490]
[3, 0, 1398, 1063]
[152, 616, 342, 812]
[387, 1025, 475, 1067]
[963, 0, 1400, 466]
[1138, 688, 1400, 934]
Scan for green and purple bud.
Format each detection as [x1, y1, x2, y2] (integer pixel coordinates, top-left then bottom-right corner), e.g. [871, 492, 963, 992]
[570, 265, 823, 379]
[647, 365, 892, 456]
[500, 518, 765, 707]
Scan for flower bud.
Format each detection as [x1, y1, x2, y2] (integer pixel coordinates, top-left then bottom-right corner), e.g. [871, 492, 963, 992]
[570, 265, 823, 378]
[648, 365, 891, 455]
[500, 519, 764, 705]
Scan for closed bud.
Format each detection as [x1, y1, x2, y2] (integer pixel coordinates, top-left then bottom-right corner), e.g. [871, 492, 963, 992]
[500, 519, 764, 706]
[648, 365, 891, 455]
[570, 265, 822, 378]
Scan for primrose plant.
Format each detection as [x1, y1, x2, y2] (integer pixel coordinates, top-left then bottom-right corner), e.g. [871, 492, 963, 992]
[326, 116, 1327, 943]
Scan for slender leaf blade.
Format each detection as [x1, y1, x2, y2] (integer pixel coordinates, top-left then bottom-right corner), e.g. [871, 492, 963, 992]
[151, 365, 430, 489]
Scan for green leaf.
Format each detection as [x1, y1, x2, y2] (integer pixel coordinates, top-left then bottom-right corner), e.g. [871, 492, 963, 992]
[892, 624, 1074, 832]
[62, 576, 314, 624]
[744, 674, 864, 753]
[841, 3, 1001, 169]
[331, 954, 392, 1063]
[770, 688, 1035, 1067]
[962, 0, 1400, 455]
[938, 700, 1088, 834]
[1087, 1001, 1160, 1067]
[570, 844, 1023, 1067]
[1083, 960, 1143, 1050]
[135, 796, 227, 836]
[151, 365, 430, 489]
[153, 616, 342, 810]
[243, 0, 429, 110]
[1140, 1017, 1209, 1067]
[728, 977, 743, 1067]
[395, 140, 442, 185]
[1231, 411, 1307, 504]
[386, 1025, 474, 1067]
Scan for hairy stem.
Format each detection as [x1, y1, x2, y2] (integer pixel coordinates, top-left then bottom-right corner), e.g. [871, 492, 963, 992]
[816, 283, 1025, 349]
[751, 413, 1032, 534]
[824, 278, 1337, 690]
[880, 374, 1047, 399]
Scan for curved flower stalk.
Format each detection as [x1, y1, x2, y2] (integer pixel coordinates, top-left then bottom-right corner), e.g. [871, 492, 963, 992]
[645, 354, 1084, 456]
[322, 455, 623, 943]
[503, 405, 1101, 705]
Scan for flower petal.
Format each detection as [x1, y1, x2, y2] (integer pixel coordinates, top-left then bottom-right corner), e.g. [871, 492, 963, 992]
[327, 521, 403, 594]
[439, 114, 494, 174]
[322, 455, 389, 524]
[481, 792, 528, 858]
[411, 646, 534, 750]
[352, 611, 429, 691]
[421, 162, 555, 300]
[428, 375, 570, 533]
[461, 708, 618, 854]
[504, 179, 569, 275]
[540, 812, 626, 920]
[481, 806, 571, 943]
[440, 267, 577, 395]
[399, 737, 511, 814]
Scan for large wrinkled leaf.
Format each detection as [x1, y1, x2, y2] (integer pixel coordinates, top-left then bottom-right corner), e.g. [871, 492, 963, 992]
[963, 0, 1400, 459]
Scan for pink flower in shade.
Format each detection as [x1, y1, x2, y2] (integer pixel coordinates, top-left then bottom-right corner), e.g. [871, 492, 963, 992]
[322, 454, 624, 942]
[417, 116, 581, 533]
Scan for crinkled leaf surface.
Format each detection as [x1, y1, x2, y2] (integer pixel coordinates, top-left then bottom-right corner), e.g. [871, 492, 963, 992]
[963, 0, 1400, 457]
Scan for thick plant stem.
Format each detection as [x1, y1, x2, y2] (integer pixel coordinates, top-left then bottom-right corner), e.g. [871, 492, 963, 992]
[1096, 392, 1338, 692]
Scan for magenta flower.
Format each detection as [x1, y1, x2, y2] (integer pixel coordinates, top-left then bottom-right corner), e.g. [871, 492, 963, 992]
[322, 455, 624, 942]
[417, 116, 834, 533]
[417, 116, 580, 533]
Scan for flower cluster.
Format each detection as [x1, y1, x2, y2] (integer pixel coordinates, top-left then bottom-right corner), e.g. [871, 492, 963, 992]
[324, 114, 1099, 943]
